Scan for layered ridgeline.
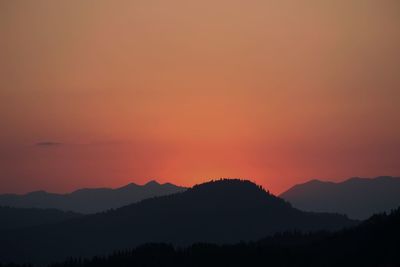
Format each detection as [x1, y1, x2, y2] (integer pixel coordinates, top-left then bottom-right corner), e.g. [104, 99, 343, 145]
[27, 208, 400, 267]
[280, 176, 400, 220]
[0, 179, 355, 264]
[0, 181, 186, 213]
[0, 206, 81, 230]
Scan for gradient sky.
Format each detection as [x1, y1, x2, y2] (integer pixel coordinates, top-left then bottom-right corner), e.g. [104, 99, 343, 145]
[1, 0, 399, 194]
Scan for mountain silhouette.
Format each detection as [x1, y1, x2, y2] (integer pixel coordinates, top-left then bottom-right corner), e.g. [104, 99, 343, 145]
[0, 180, 186, 213]
[280, 176, 400, 219]
[33, 207, 400, 267]
[0, 206, 81, 230]
[0, 179, 355, 264]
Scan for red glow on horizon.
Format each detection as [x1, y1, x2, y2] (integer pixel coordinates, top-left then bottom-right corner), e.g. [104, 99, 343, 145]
[0, 1, 399, 194]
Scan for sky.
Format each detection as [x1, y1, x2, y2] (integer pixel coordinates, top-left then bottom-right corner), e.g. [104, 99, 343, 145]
[0, 0, 399, 194]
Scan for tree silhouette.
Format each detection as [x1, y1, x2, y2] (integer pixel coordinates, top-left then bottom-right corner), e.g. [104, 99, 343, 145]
[4, 207, 397, 267]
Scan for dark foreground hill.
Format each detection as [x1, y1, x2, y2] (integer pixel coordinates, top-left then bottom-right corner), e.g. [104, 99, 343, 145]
[280, 176, 400, 219]
[0, 179, 355, 264]
[22, 207, 399, 267]
[0, 206, 81, 230]
[0, 181, 186, 213]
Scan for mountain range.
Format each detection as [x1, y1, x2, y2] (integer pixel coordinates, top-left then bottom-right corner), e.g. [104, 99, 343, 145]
[0, 180, 186, 213]
[3, 176, 399, 219]
[280, 176, 400, 219]
[0, 179, 355, 264]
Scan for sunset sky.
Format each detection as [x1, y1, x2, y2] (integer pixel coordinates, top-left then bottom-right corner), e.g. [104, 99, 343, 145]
[1, 0, 399, 194]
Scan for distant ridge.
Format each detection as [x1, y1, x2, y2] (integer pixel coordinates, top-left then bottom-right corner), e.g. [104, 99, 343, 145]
[280, 176, 400, 219]
[0, 181, 186, 213]
[0, 179, 356, 264]
[0, 206, 81, 230]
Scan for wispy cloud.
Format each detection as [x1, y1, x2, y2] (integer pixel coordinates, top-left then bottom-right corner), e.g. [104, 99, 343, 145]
[35, 141, 62, 147]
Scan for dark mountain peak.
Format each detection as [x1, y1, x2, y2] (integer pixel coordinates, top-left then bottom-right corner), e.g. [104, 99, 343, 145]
[281, 176, 400, 219]
[283, 179, 334, 196]
[0, 179, 355, 264]
[117, 182, 139, 190]
[114, 179, 288, 216]
[302, 179, 336, 186]
[174, 179, 291, 210]
[305, 179, 325, 184]
[191, 179, 268, 195]
[145, 180, 161, 186]
[162, 182, 178, 187]
[291, 176, 399, 189]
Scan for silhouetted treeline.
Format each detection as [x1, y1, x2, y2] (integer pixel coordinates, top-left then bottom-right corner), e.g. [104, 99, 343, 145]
[5, 207, 397, 267]
[0, 180, 355, 264]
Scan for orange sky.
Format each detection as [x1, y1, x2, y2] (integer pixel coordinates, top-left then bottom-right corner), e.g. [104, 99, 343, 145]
[1, 0, 399, 194]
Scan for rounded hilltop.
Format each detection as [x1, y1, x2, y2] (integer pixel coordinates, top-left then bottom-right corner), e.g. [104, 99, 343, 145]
[192, 178, 268, 193]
